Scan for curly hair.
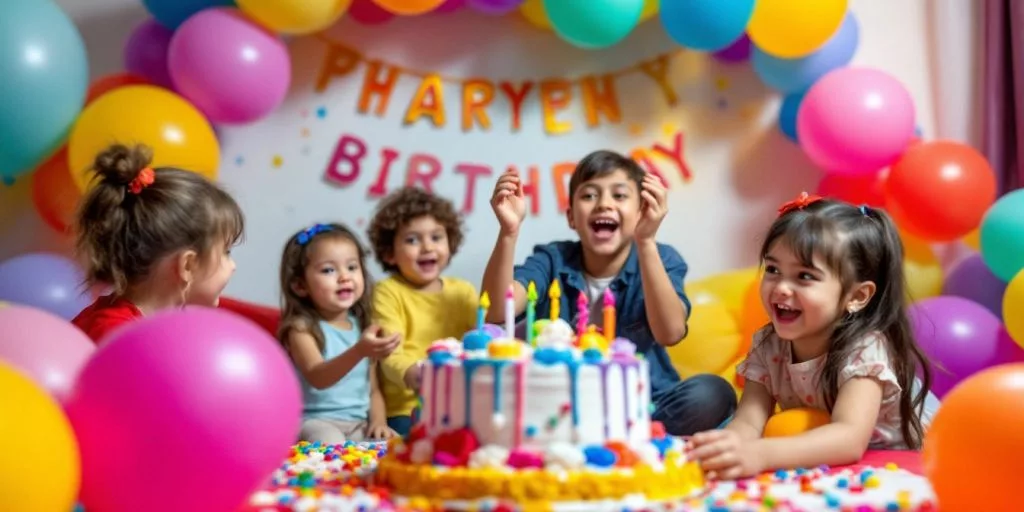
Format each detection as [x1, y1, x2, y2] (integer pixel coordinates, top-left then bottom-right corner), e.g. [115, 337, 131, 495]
[367, 187, 464, 273]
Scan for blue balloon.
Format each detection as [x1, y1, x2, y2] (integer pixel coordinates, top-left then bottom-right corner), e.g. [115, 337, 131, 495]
[0, 252, 91, 320]
[661, 0, 756, 52]
[778, 90, 806, 143]
[544, 0, 644, 49]
[143, 0, 236, 29]
[0, 0, 87, 181]
[753, 12, 859, 93]
[980, 189, 1024, 282]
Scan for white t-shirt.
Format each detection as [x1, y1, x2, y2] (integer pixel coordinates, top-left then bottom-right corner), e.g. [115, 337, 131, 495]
[584, 274, 615, 329]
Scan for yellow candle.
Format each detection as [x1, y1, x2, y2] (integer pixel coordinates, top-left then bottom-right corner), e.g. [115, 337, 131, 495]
[549, 279, 561, 320]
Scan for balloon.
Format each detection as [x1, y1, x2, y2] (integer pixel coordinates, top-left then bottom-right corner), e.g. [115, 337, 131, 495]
[435, 0, 466, 13]
[963, 228, 980, 250]
[31, 146, 80, 233]
[640, 0, 659, 22]
[902, 231, 943, 303]
[713, 33, 752, 63]
[349, 0, 395, 23]
[753, 12, 858, 93]
[544, 0, 643, 49]
[519, 0, 550, 28]
[885, 140, 997, 242]
[763, 407, 831, 438]
[686, 266, 760, 320]
[1005, 270, 1024, 349]
[468, 0, 522, 15]
[65, 308, 302, 512]
[777, 89, 805, 143]
[815, 168, 887, 208]
[923, 363, 1024, 511]
[0, 362, 81, 512]
[142, 0, 237, 29]
[661, 0, 754, 51]
[372, 0, 446, 15]
[237, 0, 353, 34]
[797, 67, 916, 175]
[0, 0, 88, 181]
[980, 189, 1024, 281]
[85, 73, 153, 105]
[0, 305, 95, 403]
[0, 252, 90, 320]
[668, 300, 742, 378]
[67, 85, 220, 191]
[943, 254, 1007, 321]
[737, 278, 768, 354]
[123, 19, 174, 89]
[909, 296, 1018, 398]
[747, 0, 847, 58]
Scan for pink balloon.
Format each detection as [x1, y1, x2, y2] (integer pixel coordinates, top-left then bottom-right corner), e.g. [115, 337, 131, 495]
[0, 305, 94, 405]
[66, 307, 302, 512]
[349, 0, 394, 24]
[797, 67, 916, 175]
[168, 8, 290, 124]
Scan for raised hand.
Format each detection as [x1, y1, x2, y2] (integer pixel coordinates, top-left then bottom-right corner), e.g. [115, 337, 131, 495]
[635, 173, 668, 243]
[490, 169, 527, 235]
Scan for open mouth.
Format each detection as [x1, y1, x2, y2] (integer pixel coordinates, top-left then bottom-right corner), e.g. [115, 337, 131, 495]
[416, 257, 439, 273]
[588, 218, 620, 241]
[337, 287, 355, 300]
[773, 303, 802, 323]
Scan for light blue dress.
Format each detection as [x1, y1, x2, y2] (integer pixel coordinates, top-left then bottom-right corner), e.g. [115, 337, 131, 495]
[299, 318, 370, 421]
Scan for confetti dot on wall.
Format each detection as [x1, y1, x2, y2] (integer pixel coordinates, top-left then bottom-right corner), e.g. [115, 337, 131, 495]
[301, 128, 310, 137]
[717, 98, 728, 110]
[628, 124, 643, 136]
[356, 217, 365, 227]
[272, 155, 283, 168]
[2, 176, 14, 186]
[301, 146, 310, 156]
[714, 77, 730, 91]
[661, 122, 678, 136]
[235, 156, 244, 166]
[300, 109, 309, 118]
[316, 106, 327, 119]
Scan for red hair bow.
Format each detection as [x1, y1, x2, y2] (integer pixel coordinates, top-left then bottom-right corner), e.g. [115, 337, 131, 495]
[777, 191, 822, 216]
[128, 167, 155, 195]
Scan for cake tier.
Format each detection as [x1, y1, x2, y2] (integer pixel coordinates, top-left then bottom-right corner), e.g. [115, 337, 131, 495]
[420, 357, 651, 451]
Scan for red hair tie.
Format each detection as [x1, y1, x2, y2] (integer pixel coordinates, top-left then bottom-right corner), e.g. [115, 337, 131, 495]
[777, 191, 822, 216]
[128, 167, 155, 195]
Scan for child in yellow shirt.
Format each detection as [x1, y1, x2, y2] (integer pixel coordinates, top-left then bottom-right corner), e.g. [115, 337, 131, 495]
[367, 187, 478, 435]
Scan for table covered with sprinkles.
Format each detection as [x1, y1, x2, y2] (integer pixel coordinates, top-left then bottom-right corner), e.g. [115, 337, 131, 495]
[241, 442, 936, 511]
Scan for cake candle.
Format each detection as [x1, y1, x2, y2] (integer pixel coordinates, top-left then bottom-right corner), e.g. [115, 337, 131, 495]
[576, 292, 589, 336]
[549, 279, 561, 321]
[526, 281, 537, 346]
[478, 291, 490, 332]
[504, 284, 515, 339]
[603, 288, 615, 338]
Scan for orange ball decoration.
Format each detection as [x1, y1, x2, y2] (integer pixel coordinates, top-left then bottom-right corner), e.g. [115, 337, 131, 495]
[371, 0, 445, 15]
[923, 363, 1024, 511]
[30, 146, 80, 234]
[763, 407, 831, 438]
[885, 140, 997, 242]
[737, 278, 769, 355]
[85, 73, 152, 105]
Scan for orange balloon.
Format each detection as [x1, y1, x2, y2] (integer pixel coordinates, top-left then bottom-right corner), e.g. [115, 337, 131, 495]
[371, 0, 445, 15]
[30, 147, 80, 234]
[763, 407, 831, 438]
[885, 140, 997, 242]
[737, 278, 769, 355]
[85, 73, 153, 105]
[816, 168, 888, 208]
[923, 363, 1024, 511]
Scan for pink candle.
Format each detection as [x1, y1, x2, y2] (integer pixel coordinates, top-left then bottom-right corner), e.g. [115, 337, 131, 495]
[576, 293, 589, 335]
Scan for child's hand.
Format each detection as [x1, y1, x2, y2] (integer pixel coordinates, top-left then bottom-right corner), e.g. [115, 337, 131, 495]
[687, 429, 764, 480]
[635, 173, 668, 243]
[356, 325, 401, 359]
[490, 169, 527, 235]
[366, 422, 398, 440]
[403, 361, 423, 390]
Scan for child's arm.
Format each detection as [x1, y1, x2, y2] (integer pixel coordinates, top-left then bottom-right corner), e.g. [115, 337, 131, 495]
[482, 169, 529, 324]
[634, 173, 688, 346]
[366, 362, 395, 439]
[287, 325, 399, 390]
[374, 285, 421, 389]
[724, 381, 775, 440]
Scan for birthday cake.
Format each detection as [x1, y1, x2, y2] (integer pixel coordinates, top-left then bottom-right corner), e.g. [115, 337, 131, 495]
[376, 284, 705, 511]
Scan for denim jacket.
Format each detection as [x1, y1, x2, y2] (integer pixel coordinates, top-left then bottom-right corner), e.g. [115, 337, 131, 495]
[512, 240, 691, 394]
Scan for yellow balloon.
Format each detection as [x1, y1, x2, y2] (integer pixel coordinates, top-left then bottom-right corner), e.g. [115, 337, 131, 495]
[1004, 270, 1024, 349]
[67, 85, 220, 193]
[747, 0, 848, 58]
[902, 231, 943, 303]
[519, 0, 550, 29]
[962, 228, 981, 251]
[0, 362, 81, 512]
[763, 407, 831, 438]
[686, 266, 760, 320]
[640, 0, 659, 22]
[238, 0, 353, 34]
[372, 0, 446, 15]
[669, 300, 742, 378]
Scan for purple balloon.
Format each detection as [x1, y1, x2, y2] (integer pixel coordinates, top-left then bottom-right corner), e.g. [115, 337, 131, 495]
[168, 8, 290, 124]
[435, 0, 467, 13]
[713, 33, 752, 63]
[482, 323, 506, 339]
[0, 252, 91, 320]
[66, 307, 302, 512]
[943, 254, 1007, 321]
[752, 12, 859, 93]
[123, 19, 174, 89]
[909, 296, 1020, 398]
[467, 0, 522, 15]
[0, 305, 95, 404]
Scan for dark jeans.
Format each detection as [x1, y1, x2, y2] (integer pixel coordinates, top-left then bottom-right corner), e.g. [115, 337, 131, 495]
[387, 415, 413, 437]
[651, 373, 737, 437]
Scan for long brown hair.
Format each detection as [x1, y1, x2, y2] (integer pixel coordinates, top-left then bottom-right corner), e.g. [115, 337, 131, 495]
[74, 143, 244, 295]
[759, 199, 932, 448]
[277, 223, 373, 353]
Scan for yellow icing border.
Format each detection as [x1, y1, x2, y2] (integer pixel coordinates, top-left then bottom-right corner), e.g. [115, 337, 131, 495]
[376, 451, 705, 507]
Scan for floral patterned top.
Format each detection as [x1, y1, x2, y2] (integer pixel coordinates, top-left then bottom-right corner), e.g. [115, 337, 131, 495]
[737, 327, 935, 449]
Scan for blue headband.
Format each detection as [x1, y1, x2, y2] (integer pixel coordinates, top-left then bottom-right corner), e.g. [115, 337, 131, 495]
[297, 223, 331, 245]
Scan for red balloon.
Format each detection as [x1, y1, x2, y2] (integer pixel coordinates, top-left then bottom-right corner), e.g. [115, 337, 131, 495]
[85, 73, 152, 105]
[31, 146, 80, 234]
[884, 140, 997, 242]
[816, 168, 888, 207]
